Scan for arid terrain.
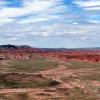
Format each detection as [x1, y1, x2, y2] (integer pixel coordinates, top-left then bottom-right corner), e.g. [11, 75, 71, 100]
[0, 45, 100, 100]
[0, 59, 100, 100]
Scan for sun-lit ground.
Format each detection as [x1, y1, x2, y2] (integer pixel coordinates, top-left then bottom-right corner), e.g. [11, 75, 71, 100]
[0, 59, 100, 100]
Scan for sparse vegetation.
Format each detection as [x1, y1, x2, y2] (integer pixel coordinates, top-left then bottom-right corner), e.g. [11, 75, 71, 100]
[0, 60, 100, 100]
[0, 59, 59, 73]
[65, 60, 100, 69]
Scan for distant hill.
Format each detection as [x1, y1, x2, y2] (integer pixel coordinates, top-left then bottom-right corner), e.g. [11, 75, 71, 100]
[0, 44, 32, 50]
[0, 44, 17, 49]
[0, 44, 100, 51]
[69, 47, 100, 50]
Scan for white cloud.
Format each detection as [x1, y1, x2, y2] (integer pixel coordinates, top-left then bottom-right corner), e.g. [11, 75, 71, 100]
[0, 22, 99, 37]
[88, 20, 100, 23]
[74, 0, 100, 7]
[0, 18, 13, 25]
[0, 0, 58, 18]
[81, 37, 87, 40]
[84, 7, 100, 10]
[0, 0, 65, 25]
[72, 22, 78, 25]
[0, 0, 100, 44]
[0, 7, 30, 18]
[19, 17, 49, 24]
[10, 37, 19, 40]
[42, 32, 49, 37]
[18, 14, 60, 24]
[23, 0, 52, 11]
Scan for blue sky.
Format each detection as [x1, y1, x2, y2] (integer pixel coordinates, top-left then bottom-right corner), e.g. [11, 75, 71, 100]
[0, 0, 100, 48]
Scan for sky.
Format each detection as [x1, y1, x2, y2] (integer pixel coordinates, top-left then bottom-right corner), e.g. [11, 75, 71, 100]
[0, 0, 100, 48]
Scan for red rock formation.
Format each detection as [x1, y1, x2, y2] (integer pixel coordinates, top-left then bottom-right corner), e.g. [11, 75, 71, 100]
[0, 47, 100, 62]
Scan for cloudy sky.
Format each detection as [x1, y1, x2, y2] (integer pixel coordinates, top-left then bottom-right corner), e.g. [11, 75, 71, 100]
[0, 0, 100, 48]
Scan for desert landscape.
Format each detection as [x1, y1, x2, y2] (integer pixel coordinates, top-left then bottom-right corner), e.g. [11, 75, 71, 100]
[0, 0, 100, 100]
[0, 45, 100, 100]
